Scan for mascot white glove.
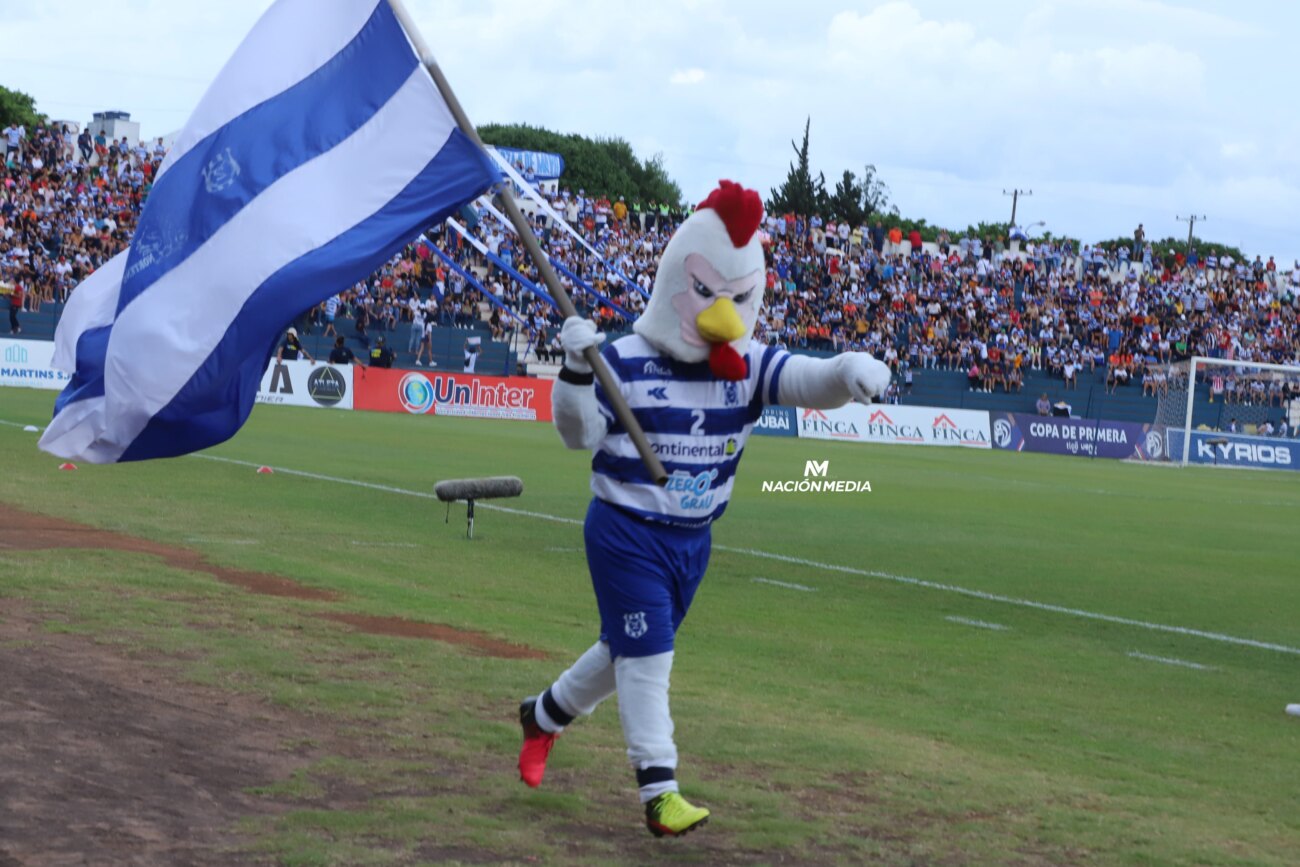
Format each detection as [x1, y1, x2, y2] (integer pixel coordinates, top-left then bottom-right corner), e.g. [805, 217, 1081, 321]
[838, 352, 892, 403]
[560, 316, 606, 373]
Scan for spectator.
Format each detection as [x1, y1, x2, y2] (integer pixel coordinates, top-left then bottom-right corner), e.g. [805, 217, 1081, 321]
[870, 220, 885, 254]
[886, 225, 903, 256]
[464, 337, 481, 373]
[415, 315, 437, 368]
[3, 123, 24, 160]
[6, 280, 23, 334]
[369, 336, 394, 368]
[328, 336, 360, 366]
[322, 293, 340, 338]
[277, 327, 313, 363]
[76, 128, 92, 163]
[408, 298, 425, 354]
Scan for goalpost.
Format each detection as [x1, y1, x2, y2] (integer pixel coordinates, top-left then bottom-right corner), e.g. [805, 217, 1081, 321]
[1152, 356, 1300, 467]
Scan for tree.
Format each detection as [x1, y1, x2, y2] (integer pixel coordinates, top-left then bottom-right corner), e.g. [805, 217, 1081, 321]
[634, 152, 681, 208]
[767, 117, 826, 217]
[860, 164, 893, 218]
[0, 85, 44, 130]
[477, 122, 682, 206]
[828, 170, 864, 226]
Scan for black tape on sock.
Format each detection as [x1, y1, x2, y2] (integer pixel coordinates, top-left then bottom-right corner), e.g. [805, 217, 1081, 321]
[541, 688, 576, 728]
[636, 766, 675, 787]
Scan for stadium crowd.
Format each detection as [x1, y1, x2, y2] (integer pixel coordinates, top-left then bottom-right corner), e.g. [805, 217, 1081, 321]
[5, 120, 1300, 405]
[2, 122, 161, 328]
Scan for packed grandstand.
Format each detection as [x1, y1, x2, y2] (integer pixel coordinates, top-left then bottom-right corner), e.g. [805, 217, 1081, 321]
[4, 119, 1300, 430]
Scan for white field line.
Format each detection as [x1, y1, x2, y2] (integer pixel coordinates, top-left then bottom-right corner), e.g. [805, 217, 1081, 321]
[96, 452, 1299, 660]
[752, 577, 817, 592]
[1127, 651, 1217, 671]
[713, 544, 1300, 656]
[349, 540, 419, 548]
[945, 616, 1010, 631]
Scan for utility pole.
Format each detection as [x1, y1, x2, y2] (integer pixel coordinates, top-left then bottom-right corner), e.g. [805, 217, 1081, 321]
[1176, 214, 1207, 252]
[1003, 188, 1032, 226]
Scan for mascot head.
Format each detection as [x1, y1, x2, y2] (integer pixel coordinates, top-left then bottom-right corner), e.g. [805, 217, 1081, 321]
[633, 180, 765, 380]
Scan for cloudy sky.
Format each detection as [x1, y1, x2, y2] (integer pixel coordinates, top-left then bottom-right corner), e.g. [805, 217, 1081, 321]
[3, 0, 1296, 261]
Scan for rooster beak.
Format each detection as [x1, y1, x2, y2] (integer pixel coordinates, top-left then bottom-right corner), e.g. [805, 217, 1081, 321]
[695, 297, 746, 343]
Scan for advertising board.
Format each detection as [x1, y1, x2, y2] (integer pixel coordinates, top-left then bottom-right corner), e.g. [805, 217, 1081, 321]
[0, 339, 71, 391]
[991, 412, 1160, 460]
[355, 367, 553, 422]
[797, 404, 991, 448]
[256, 360, 354, 410]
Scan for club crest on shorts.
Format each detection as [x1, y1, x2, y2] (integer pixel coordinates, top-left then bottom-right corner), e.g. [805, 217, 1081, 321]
[623, 611, 648, 639]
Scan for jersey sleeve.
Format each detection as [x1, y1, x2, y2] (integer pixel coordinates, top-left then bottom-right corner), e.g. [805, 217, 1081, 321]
[756, 343, 792, 408]
[591, 341, 622, 429]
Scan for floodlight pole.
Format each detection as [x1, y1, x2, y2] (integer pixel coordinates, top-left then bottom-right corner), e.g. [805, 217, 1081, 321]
[1003, 188, 1032, 227]
[1176, 214, 1207, 254]
[387, 0, 667, 486]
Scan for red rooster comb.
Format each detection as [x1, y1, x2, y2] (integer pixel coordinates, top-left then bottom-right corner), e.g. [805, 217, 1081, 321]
[697, 180, 763, 248]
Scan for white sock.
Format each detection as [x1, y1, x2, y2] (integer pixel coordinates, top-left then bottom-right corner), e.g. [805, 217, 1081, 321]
[615, 651, 678, 801]
[638, 779, 679, 804]
[550, 641, 617, 718]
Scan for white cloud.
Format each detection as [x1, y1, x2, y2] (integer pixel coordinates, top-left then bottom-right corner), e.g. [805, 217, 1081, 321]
[1, 0, 1296, 259]
[669, 68, 707, 86]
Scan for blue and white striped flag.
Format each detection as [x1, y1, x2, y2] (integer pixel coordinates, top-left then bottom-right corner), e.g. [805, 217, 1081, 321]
[40, 0, 498, 463]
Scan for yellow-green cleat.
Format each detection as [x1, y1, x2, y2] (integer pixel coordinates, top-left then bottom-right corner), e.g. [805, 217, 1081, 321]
[644, 792, 710, 838]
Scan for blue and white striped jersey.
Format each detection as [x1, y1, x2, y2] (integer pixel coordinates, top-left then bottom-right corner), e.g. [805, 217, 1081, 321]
[591, 334, 791, 527]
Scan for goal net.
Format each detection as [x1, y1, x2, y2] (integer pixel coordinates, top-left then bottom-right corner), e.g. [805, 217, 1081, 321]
[1152, 357, 1300, 467]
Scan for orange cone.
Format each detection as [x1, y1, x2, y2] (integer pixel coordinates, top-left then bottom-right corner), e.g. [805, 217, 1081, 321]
[58, 462, 78, 471]
[256, 466, 274, 475]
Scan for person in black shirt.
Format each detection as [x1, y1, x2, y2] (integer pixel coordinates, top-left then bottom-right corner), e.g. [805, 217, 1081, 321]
[369, 336, 394, 368]
[328, 336, 361, 366]
[277, 327, 314, 363]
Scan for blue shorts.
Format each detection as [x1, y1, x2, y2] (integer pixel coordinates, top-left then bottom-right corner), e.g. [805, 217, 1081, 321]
[585, 498, 711, 659]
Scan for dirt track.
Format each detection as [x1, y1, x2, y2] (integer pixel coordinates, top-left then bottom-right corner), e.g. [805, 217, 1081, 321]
[0, 604, 321, 866]
[0, 503, 545, 865]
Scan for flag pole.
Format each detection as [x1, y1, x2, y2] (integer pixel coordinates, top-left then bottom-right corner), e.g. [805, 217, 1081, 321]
[387, 0, 668, 486]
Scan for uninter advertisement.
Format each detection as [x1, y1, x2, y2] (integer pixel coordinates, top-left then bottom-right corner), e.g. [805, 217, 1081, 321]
[1166, 429, 1299, 471]
[752, 405, 797, 438]
[355, 366, 553, 422]
[257, 360, 354, 410]
[991, 412, 1160, 460]
[0, 339, 71, 391]
[797, 404, 992, 449]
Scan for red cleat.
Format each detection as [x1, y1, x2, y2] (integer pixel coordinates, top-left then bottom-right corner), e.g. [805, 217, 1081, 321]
[518, 696, 558, 788]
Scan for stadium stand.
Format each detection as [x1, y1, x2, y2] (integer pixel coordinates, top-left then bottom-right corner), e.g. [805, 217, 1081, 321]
[3, 119, 1298, 430]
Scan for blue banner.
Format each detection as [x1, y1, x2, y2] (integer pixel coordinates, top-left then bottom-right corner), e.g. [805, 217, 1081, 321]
[753, 405, 797, 438]
[991, 412, 1159, 460]
[490, 146, 566, 180]
[1166, 429, 1299, 471]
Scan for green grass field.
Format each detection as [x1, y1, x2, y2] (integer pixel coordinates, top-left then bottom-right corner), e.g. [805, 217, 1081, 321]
[2, 384, 1298, 866]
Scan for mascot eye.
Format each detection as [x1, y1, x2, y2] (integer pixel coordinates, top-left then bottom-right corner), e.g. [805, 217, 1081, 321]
[693, 279, 714, 299]
[734, 290, 753, 305]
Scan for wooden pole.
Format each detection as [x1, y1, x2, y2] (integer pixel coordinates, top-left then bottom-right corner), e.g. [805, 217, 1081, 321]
[386, 0, 667, 485]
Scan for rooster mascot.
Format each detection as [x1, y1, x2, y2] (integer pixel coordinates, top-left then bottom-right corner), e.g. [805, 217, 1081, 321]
[517, 181, 891, 837]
